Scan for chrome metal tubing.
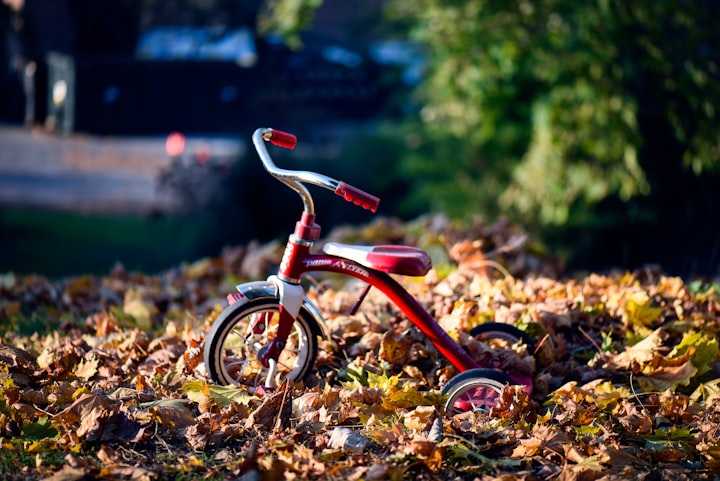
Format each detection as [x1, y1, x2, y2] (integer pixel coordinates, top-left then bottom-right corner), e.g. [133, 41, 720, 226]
[252, 128, 339, 215]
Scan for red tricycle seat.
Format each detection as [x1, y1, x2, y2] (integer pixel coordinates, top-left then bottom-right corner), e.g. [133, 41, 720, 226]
[322, 242, 432, 277]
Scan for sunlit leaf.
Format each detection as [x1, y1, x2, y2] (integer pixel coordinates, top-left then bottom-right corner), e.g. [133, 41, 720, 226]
[366, 371, 401, 391]
[3, 196, 720, 479]
[207, 384, 258, 408]
[601, 328, 663, 369]
[639, 353, 698, 391]
[690, 379, 720, 403]
[181, 380, 211, 405]
[73, 356, 99, 382]
[122, 288, 156, 330]
[591, 381, 632, 413]
[669, 332, 719, 376]
[623, 291, 663, 328]
[379, 329, 414, 365]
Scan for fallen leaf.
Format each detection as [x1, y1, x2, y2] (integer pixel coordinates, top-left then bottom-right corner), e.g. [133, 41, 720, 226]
[73, 356, 99, 382]
[623, 291, 663, 328]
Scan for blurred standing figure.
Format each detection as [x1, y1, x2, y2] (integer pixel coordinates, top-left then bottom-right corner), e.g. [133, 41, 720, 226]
[1, 0, 74, 126]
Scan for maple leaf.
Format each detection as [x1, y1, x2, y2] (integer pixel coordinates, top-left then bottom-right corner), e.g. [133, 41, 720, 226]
[245, 384, 292, 430]
[402, 435, 444, 471]
[183, 379, 258, 409]
[598, 328, 664, 370]
[340, 368, 401, 392]
[73, 356, 99, 382]
[669, 331, 719, 376]
[378, 327, 415, 365]
[53, 393, 147, 444]
[5, 216, 720, 480]
[691, 379, 720, 403]
[623, 291, 663, 328]
[382, 384, 437, 411]
[0, 344, 38, 386]
[209, 384, 258, 408]
[276, 442, 327, 476]
[639, 352, 698, 391]
[564, 446, 610, 474]
[590, 380, 632, 413]
[402, 405, 437, 432]
[638, 427, 694, 462]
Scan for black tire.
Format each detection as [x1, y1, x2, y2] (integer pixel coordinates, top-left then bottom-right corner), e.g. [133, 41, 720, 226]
[469, 322, 536, 351]
[204, 298, 321, 390]
[442, 368, 516, 417]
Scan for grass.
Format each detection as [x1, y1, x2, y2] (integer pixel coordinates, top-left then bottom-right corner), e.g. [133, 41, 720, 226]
[0, 208, 215, 278]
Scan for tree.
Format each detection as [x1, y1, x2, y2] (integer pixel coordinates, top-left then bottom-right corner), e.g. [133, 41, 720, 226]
[386, 0, 718, 220]
[219, 0, 720, 273]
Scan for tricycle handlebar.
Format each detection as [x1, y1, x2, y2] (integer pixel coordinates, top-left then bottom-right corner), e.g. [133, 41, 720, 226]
[264, 129, 298, 149]
[335, 182, 380, 213]
[253, 128, 380, 215]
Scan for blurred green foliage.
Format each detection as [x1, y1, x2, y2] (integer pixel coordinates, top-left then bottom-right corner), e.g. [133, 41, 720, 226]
[264, 0, 720, 273]
[385, 0, 719, 227]
[258, 0, 324, 49]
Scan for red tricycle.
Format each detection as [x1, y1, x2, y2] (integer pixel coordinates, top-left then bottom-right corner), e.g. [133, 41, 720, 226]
[203, 128, 535, 416]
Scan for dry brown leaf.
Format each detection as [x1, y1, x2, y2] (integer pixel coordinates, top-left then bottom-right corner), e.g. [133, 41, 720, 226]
[96, 444, 120, 465]
[245, 384, 292, 431]
[40, 466, 88, 481]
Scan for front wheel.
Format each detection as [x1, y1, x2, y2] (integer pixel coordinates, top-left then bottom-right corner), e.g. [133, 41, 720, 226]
[442, 368, 516, 417]
[204, 298, 321, 390]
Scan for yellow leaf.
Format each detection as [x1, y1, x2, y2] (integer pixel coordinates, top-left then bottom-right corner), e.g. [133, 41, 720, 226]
[623, 291, 663, 328]
[36, 348, 55, 370]
[438, 300, 478, 338]
[208, 384, 258, 408]
[72, 386, 92, 400]
[590, 380, 632, 413]
[182, 380, 211, 405]
[366, 371, 400, 391]
[657, 276, 686, 298]
[422, 447, 443, 472]
[122, 288, 156, 330]
[180, 455, 205, 472]
[383, 385, 436, 411]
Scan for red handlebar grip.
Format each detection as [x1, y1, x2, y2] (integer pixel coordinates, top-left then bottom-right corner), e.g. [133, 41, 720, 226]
[335, 182, 380, 213]
[268, 129, 297, 149]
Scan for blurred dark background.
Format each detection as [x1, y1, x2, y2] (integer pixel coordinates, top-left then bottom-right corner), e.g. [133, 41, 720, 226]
[1, 0, 719, 279]
[0, 0, 410, 276]
[0, 0, 393, 134]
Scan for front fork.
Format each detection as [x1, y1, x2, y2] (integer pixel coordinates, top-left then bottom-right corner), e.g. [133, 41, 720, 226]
[257, 276, 305, 388]
[258, 214, 320, 388]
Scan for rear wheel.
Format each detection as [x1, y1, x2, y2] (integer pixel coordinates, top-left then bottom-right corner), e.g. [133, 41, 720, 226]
[442, 368, 516, 417]
[469, 322, 536, 351]
[204, 298, 321, 391]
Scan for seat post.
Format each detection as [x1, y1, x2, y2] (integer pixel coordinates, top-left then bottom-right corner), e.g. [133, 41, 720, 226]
[349, 283, 372, 315]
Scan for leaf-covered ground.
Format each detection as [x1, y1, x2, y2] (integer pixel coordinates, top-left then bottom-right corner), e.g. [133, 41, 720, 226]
[1, 215, 719, 481]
